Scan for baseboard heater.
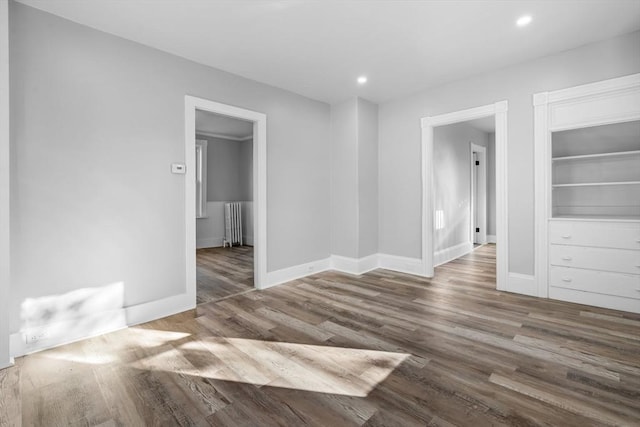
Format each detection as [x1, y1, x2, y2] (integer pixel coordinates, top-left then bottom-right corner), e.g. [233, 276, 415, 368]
[223, 202, 243, 247]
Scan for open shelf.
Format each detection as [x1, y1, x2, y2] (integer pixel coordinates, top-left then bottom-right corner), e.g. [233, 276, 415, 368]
[552, 150, 640, 161]
[551, 120, 640, 220]
[552, 181, 640, 188]
[551, 214, 640, 221]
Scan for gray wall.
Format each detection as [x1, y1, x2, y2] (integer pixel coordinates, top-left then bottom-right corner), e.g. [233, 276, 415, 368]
[357, 98, 378, 258]
[378, 30, 640, 275]
[434, 122, 489, 251]
[330, 98, 358, 258]
[330, 97, 379, 259]
[239, 138, 253, 202]
[195, 134, 253, 202]
[9, 2, 330, 332]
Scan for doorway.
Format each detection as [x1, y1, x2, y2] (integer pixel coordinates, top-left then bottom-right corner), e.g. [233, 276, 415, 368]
[194, 110, 254, 303]
[432, 118, 494, 266]
[184, 96, 267, 307]
[421, 101, 508, 291]
[471, 142, 487, 246]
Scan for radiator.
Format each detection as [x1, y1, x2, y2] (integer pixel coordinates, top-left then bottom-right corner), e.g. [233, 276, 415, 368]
[223, 202, 243, 247]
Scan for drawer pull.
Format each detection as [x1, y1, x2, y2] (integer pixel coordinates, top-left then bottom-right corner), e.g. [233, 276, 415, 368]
[562, 256, 573, 261]
[561, 235, 572, 239]
[562, 277, 573, 282]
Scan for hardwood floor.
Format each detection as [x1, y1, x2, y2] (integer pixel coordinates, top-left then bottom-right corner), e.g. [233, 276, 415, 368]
[197, 246, 254, 304]
[2, 244, 640, 426]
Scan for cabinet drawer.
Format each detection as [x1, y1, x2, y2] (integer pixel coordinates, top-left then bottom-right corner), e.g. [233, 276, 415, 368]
[550, 266, 640, 300]
[549, 245, 640, 274]
[549, 221, 640, 250]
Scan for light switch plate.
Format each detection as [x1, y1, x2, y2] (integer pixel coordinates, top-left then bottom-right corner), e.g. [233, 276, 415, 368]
[171, 163, 186, 174]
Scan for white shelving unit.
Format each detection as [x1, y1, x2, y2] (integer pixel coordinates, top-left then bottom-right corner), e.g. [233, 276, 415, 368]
[550, 121, 640, 220]
[534, 74, 640, 314]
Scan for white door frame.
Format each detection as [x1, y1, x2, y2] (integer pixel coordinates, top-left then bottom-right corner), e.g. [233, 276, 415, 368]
[470, 143, 487, 245]
[0, 0, 12, 369]
[421, 101, 508, 291]
[185, 96, 267, 297]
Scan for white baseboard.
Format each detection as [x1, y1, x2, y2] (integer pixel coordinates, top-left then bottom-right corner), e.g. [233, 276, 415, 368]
[330, 253, 378, 275]
[10, 250, 535, 357]
[434, 241, 473, 267]
[196, 236, 223, 249]
[378, 253, 425, 276]
[197, 236, 254, 248]
[265, 252, 424, 289]
[505, 272, 537, 297]
[10, 292, 195, 358]
[0, 358, 15, 370]
[11, 309, 127, 357]
[487, 235, 497, 243]
[262, 257, 332, 290]
[125, 292, 195, 327]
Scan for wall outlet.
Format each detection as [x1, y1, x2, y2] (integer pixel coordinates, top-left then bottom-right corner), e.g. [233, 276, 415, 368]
[25, 329, 49, 345]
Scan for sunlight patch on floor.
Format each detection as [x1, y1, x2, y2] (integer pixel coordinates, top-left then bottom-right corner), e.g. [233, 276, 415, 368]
[124, 327, 192, 348]
[159, 338, 410, 397]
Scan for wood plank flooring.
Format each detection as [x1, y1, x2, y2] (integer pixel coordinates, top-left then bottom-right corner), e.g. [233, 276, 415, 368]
[2, 244, 640, 426]
[196, 246, 254, 304]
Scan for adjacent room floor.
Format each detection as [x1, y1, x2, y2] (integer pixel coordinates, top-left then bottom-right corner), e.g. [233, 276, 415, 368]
[196, 245, 254, 304]
[1, 244, 639, 426]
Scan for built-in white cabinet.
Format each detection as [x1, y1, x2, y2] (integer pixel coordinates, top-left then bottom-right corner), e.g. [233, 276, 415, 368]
[535, 74, 640, 314]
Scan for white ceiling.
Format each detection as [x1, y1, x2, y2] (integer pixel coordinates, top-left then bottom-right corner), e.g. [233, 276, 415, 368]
[196, 110, 253, 140]
[17, 0, 640, 104]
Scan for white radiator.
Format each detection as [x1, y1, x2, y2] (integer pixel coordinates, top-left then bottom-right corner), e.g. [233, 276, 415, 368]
[223, 202, 243, 247]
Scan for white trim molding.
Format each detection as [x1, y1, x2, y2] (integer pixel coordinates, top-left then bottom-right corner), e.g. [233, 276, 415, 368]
[331, 254, 379, 276]
[434, 242, 473, 267]
[262, 252, 425, 289]
[263, 258, 332, 289]
[534, 73, 640, 300]
[421, 101, 508, 292]
[377, 253, 424, 276]
[185, 96, 267, 294]
[506, 273, 537, 297]
[196, 237, 225, 249]
[195, 130, 253, 142]
[10, 291, 195, 357]
[0, 0, 12, 369]
[487, 235, 497, 244]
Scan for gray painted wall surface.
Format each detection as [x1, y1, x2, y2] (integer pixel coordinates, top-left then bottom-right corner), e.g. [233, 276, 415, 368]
[357, 98, 378, 258]
[195, 134, 253, 202]
[487, 133, 496, 236]
[330, 97, 379, 259]
[9, 3, 330, 332]
[378, 30, 640, 275]
[239, 138, 253, 203]
[434, 122, 489, 252]
[330, 98, 358, 258]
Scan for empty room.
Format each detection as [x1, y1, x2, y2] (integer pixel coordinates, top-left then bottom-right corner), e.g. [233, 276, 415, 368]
[1, 1, 639, 426]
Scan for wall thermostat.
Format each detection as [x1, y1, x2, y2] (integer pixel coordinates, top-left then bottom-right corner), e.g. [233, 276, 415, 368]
[171, 163, 186, 174]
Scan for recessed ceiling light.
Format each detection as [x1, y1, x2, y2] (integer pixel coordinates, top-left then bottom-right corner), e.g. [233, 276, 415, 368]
[516, 15, 532, 27]
[357, 76, 368, 84]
